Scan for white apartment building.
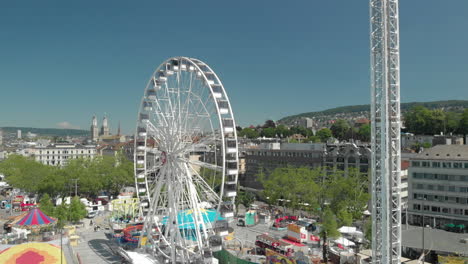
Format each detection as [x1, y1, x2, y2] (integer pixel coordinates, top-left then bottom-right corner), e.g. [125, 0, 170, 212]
[32, 143, 97, 166]
[408, 145, 468, 229]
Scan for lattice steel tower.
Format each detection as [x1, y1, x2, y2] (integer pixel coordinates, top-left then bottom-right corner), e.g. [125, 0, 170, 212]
[370, 0, 401, 263]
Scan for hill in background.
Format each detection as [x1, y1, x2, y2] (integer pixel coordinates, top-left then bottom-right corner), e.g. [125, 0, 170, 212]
[1, 127, 90, 137]
[278, 100, 468, 127]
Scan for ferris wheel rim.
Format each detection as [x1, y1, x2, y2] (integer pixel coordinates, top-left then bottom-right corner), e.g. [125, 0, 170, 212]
[133, 56, 239, 262]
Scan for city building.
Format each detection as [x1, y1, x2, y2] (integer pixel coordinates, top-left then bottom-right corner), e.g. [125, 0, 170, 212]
[0, 129, 3, 146]
[323, 142, 372, 176]
[17, 130, 21, 139]
[407, 145, 468, 229]
[32, 143, 97, 166]
[239, 142, 325, 189]
[432, 134, 464, 146]
[401, 134, 433, 150]
[91, 115, 99, 141]
[101, 116, 110, 137]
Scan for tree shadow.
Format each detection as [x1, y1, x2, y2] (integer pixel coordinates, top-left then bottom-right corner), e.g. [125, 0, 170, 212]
[87, 238, 122, 263]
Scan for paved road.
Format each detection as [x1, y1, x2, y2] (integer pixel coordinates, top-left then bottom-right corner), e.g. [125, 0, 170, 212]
[73, 213, 122, 264]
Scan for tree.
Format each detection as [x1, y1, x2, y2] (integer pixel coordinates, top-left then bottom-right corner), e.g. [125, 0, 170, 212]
[68, 196, 87, 223]
[262, 120, 276, 128]
[445, 111, 460, 134]
[236, 189, 255, 208]
[53, 204, 69, 228]
[307, 135, 321, 143]
[357, 124, 371, 142]
[39, 194, 55, 217]
[321, 208, 340, 238]
[364, 217, 372, 245]
[321, 208, 339, 263]
[404, 106, 433, 135]
[316, 128, 333, 142]
[0, 155, 54, 193]
[337, 208, 353, 227]
[290, 126, 312, 137]
[325, 168, 370, 220]
[330, 119, 350, 140]
[275, 125, 291, 138]
[238, 128, 259, 139]
[459, 109, 468, 144]
[260, 127, 276, 138]
[258, 166, 321, 214]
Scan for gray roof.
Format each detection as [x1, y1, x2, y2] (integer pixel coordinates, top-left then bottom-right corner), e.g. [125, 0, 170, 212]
[402, 226, 468, 254]
[412, 145, 468, 161]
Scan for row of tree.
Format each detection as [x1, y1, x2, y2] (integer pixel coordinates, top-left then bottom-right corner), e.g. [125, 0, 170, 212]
[257, 166, 371, 258]
[404, 106, 468, 136]
[0, 153, 134, 198]
[258, 166, 370, 226]
[237, 120, 370, 143]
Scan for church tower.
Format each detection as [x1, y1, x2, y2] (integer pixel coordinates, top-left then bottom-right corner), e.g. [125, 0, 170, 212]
[101, 115, 110, 137]
[91, 115, 99, 141]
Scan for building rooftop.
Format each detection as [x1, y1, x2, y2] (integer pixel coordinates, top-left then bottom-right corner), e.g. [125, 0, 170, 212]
[402, 226, 468, 255]
[413, 145, 468, 161]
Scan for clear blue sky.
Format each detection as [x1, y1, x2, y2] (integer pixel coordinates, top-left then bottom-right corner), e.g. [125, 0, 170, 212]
[1, 0, 467, 134]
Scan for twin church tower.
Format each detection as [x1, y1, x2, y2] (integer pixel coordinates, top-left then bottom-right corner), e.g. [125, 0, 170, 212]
[90, 115, 120, 142]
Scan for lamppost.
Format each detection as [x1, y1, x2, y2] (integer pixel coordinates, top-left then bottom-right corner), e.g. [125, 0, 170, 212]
[60, 227, 63, 264]
[419, 197, 426, 261]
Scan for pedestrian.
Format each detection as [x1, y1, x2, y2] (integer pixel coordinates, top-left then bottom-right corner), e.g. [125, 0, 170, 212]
[90, 220, 93, 227]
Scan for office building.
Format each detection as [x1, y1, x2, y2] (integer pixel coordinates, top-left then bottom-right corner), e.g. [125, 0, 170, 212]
[407, 145, 468, 229]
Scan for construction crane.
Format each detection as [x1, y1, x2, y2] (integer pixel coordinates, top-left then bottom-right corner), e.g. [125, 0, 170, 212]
[369, 0, 402, 263]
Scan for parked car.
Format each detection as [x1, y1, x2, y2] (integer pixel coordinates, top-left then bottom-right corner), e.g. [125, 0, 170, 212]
[87, 211, 97, 218]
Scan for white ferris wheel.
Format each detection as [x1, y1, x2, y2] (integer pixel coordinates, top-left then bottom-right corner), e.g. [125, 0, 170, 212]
[134, 57, 239, 263]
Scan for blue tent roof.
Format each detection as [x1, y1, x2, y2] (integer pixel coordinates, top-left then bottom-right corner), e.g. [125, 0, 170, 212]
[161, 209, 223, 229]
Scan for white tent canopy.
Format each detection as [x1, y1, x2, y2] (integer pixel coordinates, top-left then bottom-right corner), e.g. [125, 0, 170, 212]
[334, 237, 356, 247]
[338, 226, 357, 234]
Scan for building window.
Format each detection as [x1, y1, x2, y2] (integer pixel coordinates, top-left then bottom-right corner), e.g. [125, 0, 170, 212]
[442, 162, 452, 168]
[412, 161, 420, 167]
[413, 204, 420, 210]
[442, 208, 450, 214]
[448, 186, 456, 192]
[422, 161, 430, 167]
[438, 185, 445, 191]
[453, 209, 463, 215]
[465, 163, 468, 169]
[454, 162, 462, 169]
[432, 162, 440, 168]
[424, 173, 434, 180]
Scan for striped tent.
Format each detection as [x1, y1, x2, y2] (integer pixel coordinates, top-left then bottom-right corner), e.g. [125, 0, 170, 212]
[15, 208, 56, 227]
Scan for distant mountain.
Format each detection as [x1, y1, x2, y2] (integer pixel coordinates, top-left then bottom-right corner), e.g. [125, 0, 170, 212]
[1, 127, 89, 137]
[278, 100, 468, 126]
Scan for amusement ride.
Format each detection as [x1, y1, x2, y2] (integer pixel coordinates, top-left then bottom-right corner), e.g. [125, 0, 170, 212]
[134, 57, 239, 263]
